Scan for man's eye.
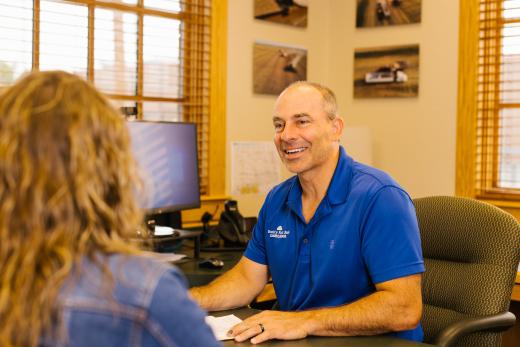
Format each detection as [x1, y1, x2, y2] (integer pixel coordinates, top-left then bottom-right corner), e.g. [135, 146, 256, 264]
[298, 120, 309, 125]
[274, 123, 283, 130]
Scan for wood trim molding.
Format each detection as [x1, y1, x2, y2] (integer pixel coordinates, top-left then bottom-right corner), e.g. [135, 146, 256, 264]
[208, 0, 227, 197]
[455, 0, 479, 198]
[32, 0, 40, 70]
[476, 199, 519, 221]
[456, 0, 520, 216]
[170, 0, 229, 228]
[63, 0, 185, 20]
[512, 272, 520, 301]
[87, 4, 95, 83]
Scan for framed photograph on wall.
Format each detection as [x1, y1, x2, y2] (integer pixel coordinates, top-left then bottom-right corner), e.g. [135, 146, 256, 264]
[253, 41, 307, 95]
[254, 0, 308, 28]
[356, 0, 421, 28]
[353, 44, 419, 98]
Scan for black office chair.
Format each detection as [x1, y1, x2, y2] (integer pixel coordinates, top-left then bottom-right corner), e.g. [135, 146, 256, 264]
[414, 196, 520, 347]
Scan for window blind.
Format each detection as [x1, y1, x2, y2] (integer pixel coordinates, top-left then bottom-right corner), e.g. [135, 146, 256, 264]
[0, 0, 212, 194]
[477, 0, 520, 197]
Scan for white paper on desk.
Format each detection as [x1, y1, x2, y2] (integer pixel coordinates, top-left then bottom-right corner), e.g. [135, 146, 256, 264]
[205, 314, 242, 341]
[143, 251, 186, 263]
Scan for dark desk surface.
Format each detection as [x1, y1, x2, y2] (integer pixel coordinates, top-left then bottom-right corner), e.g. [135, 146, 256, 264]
[175, 245, 243, 287]
[215, 308, 434, 347]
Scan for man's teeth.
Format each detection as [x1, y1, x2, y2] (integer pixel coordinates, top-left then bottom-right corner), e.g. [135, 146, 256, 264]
[285, 148, 306, 154]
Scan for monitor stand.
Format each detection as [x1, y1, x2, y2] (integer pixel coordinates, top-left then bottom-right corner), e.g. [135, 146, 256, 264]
[145, 211, 202, 258]
[146, 211, 182, 230]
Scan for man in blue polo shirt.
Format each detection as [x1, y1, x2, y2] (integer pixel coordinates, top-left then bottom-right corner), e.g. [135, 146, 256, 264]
[190, 81, 424, 344]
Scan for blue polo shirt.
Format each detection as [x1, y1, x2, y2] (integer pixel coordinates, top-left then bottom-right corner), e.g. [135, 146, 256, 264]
[244, 146, 424, 341]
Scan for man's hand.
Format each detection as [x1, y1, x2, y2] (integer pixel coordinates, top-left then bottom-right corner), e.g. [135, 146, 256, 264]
[228, 310, 313, 344]
[226, 274, 422, 343]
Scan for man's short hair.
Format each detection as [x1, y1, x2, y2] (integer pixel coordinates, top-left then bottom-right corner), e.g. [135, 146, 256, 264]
[283, 81, 338, 120]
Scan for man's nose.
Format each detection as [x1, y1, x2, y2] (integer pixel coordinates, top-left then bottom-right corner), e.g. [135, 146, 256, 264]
[280, 123, 297, 141]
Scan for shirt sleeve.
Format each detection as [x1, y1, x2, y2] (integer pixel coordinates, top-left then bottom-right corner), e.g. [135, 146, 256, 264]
[145, 267, 222, 347]
[243, 193, 270, 265]
[361, 186, 425, 284]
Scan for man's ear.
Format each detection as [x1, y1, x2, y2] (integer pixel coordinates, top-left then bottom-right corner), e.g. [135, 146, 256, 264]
[331, 116, 344, 142]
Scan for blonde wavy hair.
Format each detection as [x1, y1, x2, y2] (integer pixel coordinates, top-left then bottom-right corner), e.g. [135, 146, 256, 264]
[0, 71, 144, 347]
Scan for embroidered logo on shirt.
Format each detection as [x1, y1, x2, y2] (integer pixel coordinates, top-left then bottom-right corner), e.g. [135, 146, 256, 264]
[329, 239, 336, 250]
[268, 225, 290, 239]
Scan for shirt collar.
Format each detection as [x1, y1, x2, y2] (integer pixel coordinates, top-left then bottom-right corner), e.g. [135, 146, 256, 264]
[327, 146, 353, 205]
[286, 177, 302, 218]
[286, 146, 353, 209]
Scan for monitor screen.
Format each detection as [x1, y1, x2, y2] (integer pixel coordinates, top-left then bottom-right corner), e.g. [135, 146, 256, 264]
[127, 121, 201, 214]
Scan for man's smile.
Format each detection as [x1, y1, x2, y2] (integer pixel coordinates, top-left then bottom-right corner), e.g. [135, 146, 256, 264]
[282, 146, 308, 158]
[284, 147, 307, 154]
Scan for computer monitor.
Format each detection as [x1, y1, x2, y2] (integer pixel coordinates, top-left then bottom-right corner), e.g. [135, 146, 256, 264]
[127, 121, 201, 229]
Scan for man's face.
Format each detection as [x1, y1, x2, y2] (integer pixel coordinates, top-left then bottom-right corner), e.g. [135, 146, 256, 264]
[273, 85, 342, 175]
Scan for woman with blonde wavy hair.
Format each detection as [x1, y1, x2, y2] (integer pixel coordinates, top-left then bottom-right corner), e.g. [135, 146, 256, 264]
[0, 71, 221, 347]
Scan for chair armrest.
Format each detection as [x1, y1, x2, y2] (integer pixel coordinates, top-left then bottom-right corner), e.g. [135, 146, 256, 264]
[434, 311, 516, 347]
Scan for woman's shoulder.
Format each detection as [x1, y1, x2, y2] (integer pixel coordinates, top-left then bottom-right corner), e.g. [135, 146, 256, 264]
[60, 253, 186, 309]
[108, 253, 188, 303]
[108, 253, 183, 283]
[57, 253, 221, 346]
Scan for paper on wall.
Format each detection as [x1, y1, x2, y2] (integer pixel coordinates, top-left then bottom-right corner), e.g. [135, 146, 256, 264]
[231, 141, 280, 195]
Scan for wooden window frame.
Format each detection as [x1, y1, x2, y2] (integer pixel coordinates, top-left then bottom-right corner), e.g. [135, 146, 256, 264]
[32, 0, 190, 109]
[0, 0, 228, 225]
[183, 0, 228, 226]
[457, 0, 520, 211]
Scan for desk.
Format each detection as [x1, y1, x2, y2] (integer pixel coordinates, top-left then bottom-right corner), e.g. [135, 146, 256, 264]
[175, 247, 276, 305]
[175, 247, 243, 287]
[149, 229, 202, 253]
[215, 308, 434, 347]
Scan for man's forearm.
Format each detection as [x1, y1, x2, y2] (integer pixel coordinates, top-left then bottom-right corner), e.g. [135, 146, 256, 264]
[190, 272, 256, 311]
[189, 257, 268, 312]
[228, 285, 421, 344]
[304, 289, 421, 337]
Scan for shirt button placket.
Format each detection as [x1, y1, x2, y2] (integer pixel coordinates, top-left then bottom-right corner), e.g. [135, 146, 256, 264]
[301, 224, 311, 255]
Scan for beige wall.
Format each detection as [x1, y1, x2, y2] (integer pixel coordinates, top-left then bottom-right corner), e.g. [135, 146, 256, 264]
[227, 0, 460, 217]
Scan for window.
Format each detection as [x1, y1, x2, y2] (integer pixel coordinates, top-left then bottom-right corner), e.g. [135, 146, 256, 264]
[458, 0, 520, 200]
[0, 0, 226, 197]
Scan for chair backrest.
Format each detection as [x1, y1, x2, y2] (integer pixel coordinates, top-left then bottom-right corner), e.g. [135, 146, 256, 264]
[414, 196, 520, 347]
